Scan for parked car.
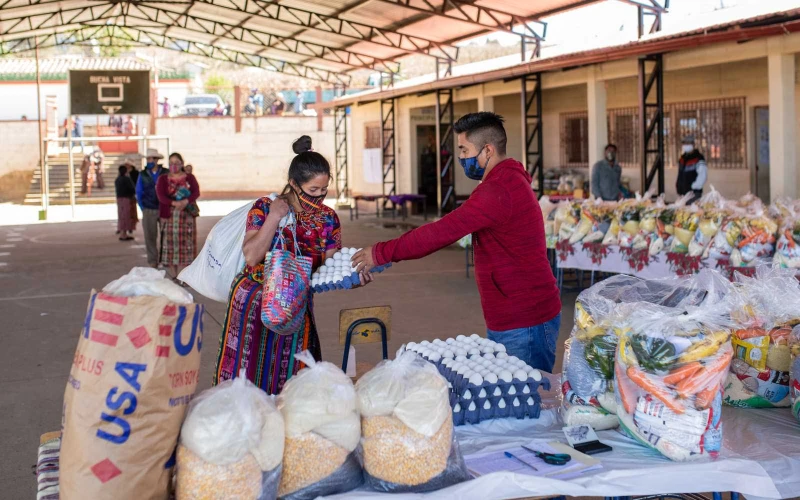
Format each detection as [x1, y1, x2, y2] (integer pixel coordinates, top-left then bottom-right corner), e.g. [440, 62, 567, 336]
[179, 94, 225, 117]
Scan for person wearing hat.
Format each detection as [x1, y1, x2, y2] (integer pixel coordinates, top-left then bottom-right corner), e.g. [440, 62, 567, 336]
[136, 148, 168, 267]
[676, 135, 707, 204]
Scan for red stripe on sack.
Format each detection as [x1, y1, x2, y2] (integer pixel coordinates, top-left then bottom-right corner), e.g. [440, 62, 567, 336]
[163, 305, 177, 316]
[91, 458, 122, 483]
[156, 346, 170, 357]
[90, 330, 118, 347]
[97, 293, 128, 306]
[159, 325, 172, 337]
[126, 326, 151, 349]
[94, 309, 124, 326]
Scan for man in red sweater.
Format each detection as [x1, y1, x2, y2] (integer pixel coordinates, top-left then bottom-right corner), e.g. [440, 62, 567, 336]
[353, 112, 562, 371]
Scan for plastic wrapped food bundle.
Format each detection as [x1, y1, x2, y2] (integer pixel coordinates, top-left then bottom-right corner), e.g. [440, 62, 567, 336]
[555, 201, 582, 242]
[791, 327, 800, 423]
[177, 375, 284, 500]
[688, 187, 729, 257]
[562, 270, 734, 432]
[568, 199, 615, 244]
[722, 265, 800, 408]
[609, 194, 652, 248]
[773, 218, 800, 269]
[668, 204, 702, 254]
[614, 289, 735, 462]
[712, 206, 777, 266]
[277, 351, 363, 500]
[357, 350, 470, 493]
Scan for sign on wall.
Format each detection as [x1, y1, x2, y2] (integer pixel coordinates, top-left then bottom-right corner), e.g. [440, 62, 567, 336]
[69, 70, 150, 115]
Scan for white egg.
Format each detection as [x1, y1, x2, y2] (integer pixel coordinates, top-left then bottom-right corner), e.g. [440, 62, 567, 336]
[508, 385, 517, 395]
[445, 338, 456, 345]
[463, 370, 475, 380]
[498, 398, 507, 409]
[483, 400, 492, 410]
[420, 340, 431, 346]
[454, 348, 467, 357]
[493, 386, 502, 397]
[333, 274, 343, 282]
[333, 252, 343, 261]
[325, 258, 334, 266]
[479, 370, 490, 378]
[463, 389, 472, 400]
[512, 397, 521, 407]
[495, 344, 507, 353]
[496, 352, 509, 360]
[442, 350, 454, 359]
[481, 346, 495, 355]
[522, 385, 531, 394]
[456, 335, 467, 341]
[528, 369, 543, 382]
[508, 356, 520, 365]
[453, 403, 462, 412]
[455, 355, 467, 362]
[482, 353, 496, 360]
[468, 348, 481, 357]
[513, 370, 528, 382]
[469, 373, 484, 386]
[468, 401, 477, 411]
[319, 265, 328, 273]
[499, 370, 513, 383]
[456, 365, 469, 375]
[442, 358, 454, 367]
[429, 352, 441, 362]
[470, 334, 481, 341]
[485, 373, 498, 384]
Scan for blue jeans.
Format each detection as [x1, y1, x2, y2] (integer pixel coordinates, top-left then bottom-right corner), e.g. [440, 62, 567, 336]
[487, 313, 561, 372]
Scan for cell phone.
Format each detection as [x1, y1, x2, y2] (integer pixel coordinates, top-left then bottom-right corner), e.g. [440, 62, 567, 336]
[573, 440, 613, 455]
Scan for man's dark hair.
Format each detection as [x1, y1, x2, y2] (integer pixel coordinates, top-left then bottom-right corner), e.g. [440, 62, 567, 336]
[605, 143, 617, 151]
[454, 112, 507, 155]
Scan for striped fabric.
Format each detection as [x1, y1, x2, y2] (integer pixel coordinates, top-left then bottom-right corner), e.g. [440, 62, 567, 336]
[36, 434, 61, 500]
[160, 209, 196, 266]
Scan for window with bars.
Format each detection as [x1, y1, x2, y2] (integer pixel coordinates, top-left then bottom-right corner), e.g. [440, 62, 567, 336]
[365, 122, 381, 149]
[597, 97, 746, 170]
[560, 112, 589, 167]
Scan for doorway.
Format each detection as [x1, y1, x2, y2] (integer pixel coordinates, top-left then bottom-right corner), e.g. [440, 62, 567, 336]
[754, 106, 770, 203]
[416, 125, 438, 205]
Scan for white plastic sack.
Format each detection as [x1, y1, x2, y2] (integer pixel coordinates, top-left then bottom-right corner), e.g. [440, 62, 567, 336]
[103, 266, 193, 304]
[178, 202, 250, 302]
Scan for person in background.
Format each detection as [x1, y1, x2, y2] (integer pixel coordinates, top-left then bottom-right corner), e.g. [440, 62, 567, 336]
[353, 112, 562, 371]
[161, 97, 171, 117]
[591, 144, 622, 201]
[224, 100, 232, 116]
[213, 135, 372, 394]
[183, 164, 193, 175]
[274, 99, 285, 116]
[676, 135, 707, 204]
[136, 148, 167, 268]
[126, 156, 140, 185]
[21, 115, 27, 121]
[211, 103, 224, 116]
[294, 90, 304, 114]
[156, 152, 200, 281]
[80, 154, 91, 195]
[115, 164, 137, 241]
[73, 115, 85, 152]
[91, 150, 105, 190]
[254, 89, 265, 116]
[123, 115, 136, 135]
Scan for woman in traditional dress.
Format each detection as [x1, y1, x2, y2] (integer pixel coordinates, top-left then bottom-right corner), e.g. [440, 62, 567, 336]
[156, 152, 200, 280]
[213, 135, 371, 394]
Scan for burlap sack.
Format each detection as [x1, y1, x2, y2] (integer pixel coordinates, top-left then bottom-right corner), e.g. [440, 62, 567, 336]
[60, 290, 203, 500]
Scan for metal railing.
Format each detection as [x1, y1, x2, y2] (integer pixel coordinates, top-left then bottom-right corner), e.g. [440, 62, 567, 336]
[41, 134, 171, 219]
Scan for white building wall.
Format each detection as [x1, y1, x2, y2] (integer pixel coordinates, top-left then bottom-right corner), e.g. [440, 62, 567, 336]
[0, 120, 41, 177]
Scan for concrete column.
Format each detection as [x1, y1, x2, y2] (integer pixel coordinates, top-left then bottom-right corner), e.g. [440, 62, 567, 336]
[767, 51, 797, 200]
[587, 66, 608, 195]
[477, 86, 494, 113]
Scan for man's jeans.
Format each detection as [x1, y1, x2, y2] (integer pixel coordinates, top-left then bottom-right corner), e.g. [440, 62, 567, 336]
[487, 313, 561, 372]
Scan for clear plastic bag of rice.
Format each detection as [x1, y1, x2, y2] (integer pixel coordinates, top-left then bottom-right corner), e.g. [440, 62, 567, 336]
[356, 349, 470, 493]
[177, 374, 284, 500]
[277, 351, 363, 500]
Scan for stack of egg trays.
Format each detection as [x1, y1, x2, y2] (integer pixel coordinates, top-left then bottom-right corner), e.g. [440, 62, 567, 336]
[414, 348, 549, 426]
[311, 263, 392, 294]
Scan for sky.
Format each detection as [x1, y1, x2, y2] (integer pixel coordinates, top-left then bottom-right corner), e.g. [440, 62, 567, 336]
[462, 0, 800, 48]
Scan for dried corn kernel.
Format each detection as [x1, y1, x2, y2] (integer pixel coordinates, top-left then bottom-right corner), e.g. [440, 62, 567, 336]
[279, 432, 348, 496]
[362, 415, 452, 486]
[176, 444, 262, 500]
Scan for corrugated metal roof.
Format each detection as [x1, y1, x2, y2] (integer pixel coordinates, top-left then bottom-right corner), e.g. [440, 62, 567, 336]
[0, 56, 152, 78]
[321, 6, 800, 106]
[0, 0, 604, 83]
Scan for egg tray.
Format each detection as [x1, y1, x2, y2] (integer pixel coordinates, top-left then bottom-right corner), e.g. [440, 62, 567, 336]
[311, 263, 392, 294]
[453, 398, 542, 426]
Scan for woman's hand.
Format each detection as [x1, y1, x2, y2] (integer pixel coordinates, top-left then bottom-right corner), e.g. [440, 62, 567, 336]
[268, 197, 290, 221]
[352, 246, 376, 273]
[351, 270, 374, 288]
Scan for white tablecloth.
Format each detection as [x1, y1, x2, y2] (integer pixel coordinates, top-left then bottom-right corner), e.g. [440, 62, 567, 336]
[325, 374, 798, 500]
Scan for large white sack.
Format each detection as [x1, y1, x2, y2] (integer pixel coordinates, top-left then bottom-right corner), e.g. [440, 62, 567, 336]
[103, 266, 193, 304]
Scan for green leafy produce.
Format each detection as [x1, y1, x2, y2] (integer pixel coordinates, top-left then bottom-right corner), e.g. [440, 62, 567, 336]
[585, 334, 618, 380]
[629, 334, 676, 373]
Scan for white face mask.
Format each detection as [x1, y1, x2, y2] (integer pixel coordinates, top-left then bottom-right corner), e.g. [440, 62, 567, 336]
[682, 145, 694, 154]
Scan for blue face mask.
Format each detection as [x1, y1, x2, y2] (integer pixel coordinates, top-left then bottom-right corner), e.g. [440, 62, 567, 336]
[459, 147, 488, 181]
[146, 161, 156, 169]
